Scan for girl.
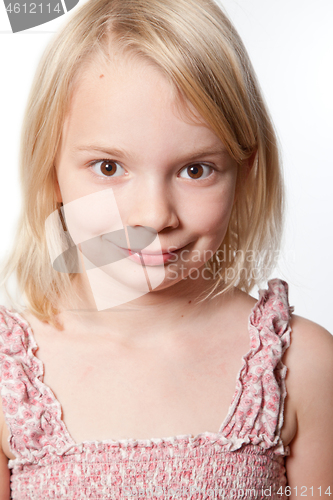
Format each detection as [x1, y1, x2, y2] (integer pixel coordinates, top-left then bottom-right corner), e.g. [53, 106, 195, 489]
[0, 0, 332, 498]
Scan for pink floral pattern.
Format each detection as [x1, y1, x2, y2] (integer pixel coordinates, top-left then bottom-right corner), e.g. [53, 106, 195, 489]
[0, 279, 294, 499]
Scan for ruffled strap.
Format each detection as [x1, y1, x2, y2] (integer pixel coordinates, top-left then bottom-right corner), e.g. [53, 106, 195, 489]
[0, 306, 74, 464]
[220, 279, 294, 455]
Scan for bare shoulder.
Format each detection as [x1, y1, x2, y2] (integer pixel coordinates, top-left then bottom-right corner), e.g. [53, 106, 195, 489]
[284, 314, 333, 417]
[288, 315, 333, 368]
[291, 313, 332, 339]
[283, 319, 333, 486]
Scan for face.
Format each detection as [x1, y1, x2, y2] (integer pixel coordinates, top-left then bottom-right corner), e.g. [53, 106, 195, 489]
[54, 51, 238, 305]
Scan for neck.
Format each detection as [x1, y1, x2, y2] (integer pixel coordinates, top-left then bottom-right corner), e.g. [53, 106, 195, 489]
[56, 266, 234, 344]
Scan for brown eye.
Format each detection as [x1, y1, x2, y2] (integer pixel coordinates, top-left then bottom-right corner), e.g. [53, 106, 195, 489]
[100, 161, 117, 176]
[91, 160, 125, 178]
[180, 163, 212, 180]
[188, 164, 203, 179]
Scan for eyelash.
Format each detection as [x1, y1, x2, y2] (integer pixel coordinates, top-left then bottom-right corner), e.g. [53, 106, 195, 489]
[88, 159, 215, 182]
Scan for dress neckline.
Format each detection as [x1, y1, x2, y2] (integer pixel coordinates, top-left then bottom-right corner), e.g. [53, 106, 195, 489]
[1, 279, 291, 456]
[7, 305, 254, 449]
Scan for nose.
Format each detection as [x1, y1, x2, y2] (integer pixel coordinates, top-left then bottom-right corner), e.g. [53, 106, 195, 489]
[124, 178, 179, 233]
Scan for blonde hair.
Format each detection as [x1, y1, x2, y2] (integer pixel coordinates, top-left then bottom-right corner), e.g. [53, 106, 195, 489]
[0, 0, 284, 327]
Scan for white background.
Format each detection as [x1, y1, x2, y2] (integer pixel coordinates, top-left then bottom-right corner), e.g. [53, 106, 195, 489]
[0, 0, 332, 331]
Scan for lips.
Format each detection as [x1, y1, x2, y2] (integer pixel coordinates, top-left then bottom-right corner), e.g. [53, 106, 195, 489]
[117, 246, 183, 266]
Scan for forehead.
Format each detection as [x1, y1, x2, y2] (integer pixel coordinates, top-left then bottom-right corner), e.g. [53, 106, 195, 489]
[60, 49, 224, 156]
[73, 50, 202, 113]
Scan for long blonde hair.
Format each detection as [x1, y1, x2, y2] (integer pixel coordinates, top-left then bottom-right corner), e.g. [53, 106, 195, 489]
[0, 0, 284, 327]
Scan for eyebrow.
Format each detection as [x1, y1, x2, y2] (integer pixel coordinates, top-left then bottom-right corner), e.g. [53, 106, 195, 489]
[73, 145, 130, 159]
[73, 144, 229, 162]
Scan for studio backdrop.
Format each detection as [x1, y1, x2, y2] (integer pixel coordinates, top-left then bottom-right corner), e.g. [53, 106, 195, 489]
[0, 0, 332, 332]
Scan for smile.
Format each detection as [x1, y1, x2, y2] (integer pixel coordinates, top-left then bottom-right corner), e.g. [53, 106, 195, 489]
[116, 245, 185, 266]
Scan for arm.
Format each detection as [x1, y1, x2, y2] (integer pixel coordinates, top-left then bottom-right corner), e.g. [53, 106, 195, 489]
[0, 397, 10, 500]
[285, 315, 333, 499]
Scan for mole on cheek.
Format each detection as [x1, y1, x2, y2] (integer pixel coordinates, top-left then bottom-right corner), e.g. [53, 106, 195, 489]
[99, 74, 104, 79]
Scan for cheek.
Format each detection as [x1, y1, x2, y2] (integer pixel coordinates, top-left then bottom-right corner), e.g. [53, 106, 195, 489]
[199, 206, 232, 241]
[186, 183, 236, 238]
[63, 188, 124, 244]
[57, 166, 88, 204]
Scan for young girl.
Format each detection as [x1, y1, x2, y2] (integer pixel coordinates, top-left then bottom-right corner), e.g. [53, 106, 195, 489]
[0, 0, 332, 498]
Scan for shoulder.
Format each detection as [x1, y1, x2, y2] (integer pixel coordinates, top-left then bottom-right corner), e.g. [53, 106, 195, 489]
[288, 314, 333, 372]
[285, 314, 333, 419]
[283, 317, 333, 484]
[290, 314, 333, 346]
